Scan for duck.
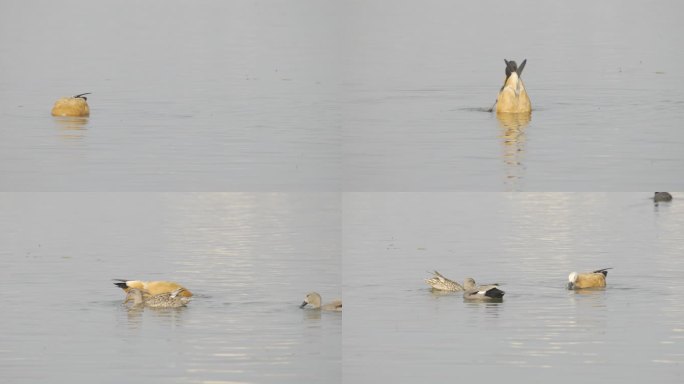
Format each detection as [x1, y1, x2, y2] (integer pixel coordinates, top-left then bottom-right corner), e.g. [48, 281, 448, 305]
[567, 268, 611, 290]
[462, 277, 505, 301]
[51, 93, 91, 117]
[425, 270, 464, 291]
[653, 192, 673, 202]
[299, 292, 342, 312]
[124, 288, 191, 308]
[113, 279, 193, 298]
[495, 59, 531, 113]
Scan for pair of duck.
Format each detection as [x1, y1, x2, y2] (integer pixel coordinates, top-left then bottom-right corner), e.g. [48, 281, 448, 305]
[425, 268, 611, 300]
[51, 59, 533, 118]
[114, 279, 342, 312]
[425, 271, 505, 301]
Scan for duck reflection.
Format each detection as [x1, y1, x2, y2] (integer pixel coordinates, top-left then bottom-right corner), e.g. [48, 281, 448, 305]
[53, 116, 88, 140]
[498, 112, 531, 190]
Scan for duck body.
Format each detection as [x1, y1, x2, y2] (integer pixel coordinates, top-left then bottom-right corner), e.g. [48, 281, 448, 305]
[300, 292, 342, 312]
[425, 270, 464, 291]
[567, 268, 611, 290]
[124, 288, 191, 308]
[51, 93, 91, 117]
[462, 278, 505, 301]
[496, 60, 531, 113]
[113, 279, 193, 298]
[654, 192, 673, 202]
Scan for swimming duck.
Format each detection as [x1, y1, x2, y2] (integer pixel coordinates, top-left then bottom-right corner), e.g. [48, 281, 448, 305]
[113, 279, 193, 298]
[462, 277, 505, 301]
[425, 270, 465, 291]
[496, 59, 531, 113]
[124, 288, 191, 308]
[299, 292, 342, 312]
[653, 192, 673, 202]
[567, 268, 611, 290]
[51, 93, 91, 117]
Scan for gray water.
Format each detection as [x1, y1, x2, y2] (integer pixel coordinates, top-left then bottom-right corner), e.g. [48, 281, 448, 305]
[1, 0, 683, 191]
[343, 0, 684, 191]
[343, 193, 684, 383]
[1, 0, 683, 383]
[0, 193, 341, 383]
[0, 0, 341, 191]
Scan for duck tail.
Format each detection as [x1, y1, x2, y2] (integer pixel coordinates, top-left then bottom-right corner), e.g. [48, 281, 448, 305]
[517, 59, 527, 77]
[485, 287, 505, 299]
[112, 279, 129, 289]
[593, 268, 613, 276]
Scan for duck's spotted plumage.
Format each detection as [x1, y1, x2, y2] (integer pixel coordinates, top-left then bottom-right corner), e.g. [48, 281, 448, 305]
[654, 192, 673, 202]
[425, 271, 464, 291]
[124, 288, 191, 308]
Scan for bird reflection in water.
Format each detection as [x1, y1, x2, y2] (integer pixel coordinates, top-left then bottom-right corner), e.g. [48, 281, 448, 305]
[497, 112, 531, 190]
[53, 116, 88, 140]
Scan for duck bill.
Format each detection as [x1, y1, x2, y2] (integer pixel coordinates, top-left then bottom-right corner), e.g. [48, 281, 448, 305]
[567, 282, 575, 290]
[300, 301, 309, 308]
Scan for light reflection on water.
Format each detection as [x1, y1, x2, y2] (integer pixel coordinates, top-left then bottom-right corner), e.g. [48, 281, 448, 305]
[343, 0, 684, 191]
[0, 193, 341, 383]
[498, 112, 531, 191]
[343, 193, 684, 383]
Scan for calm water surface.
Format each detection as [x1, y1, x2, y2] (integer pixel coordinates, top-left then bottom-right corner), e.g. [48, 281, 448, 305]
[0, 0, 341, 191]
[343, 193, 684, 383]
[0, 193, 341, 383]
[343, 0, 684, 191]
[2, 1, 682, 191]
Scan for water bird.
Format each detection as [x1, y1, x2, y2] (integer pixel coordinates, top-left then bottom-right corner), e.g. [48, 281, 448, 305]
[495, 59, 531, 113]
[124, 288, 191, 308]
[567, 268, 611, 290]
[462, 277, 505, 301]
[51, 93, 91, 117]
[113, 279, 193, 298]
[425, 270, 464, 291]
[653, 192, 673, 202]
[299, 292, 342, 311]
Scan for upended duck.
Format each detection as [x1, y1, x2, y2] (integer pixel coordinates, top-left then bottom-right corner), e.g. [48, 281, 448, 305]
[425, 270, 464, 291]
[495, 59, 531, 113]
[567, 268, 611, 290]
[51, 93, 91, 117]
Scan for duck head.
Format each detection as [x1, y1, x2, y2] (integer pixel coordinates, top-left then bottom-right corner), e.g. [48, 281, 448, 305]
[567, 272, 578, 290]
